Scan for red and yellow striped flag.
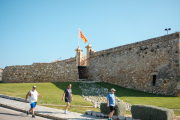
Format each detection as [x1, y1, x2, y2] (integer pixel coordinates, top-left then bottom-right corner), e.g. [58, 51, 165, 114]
[79, 29, 88, 43]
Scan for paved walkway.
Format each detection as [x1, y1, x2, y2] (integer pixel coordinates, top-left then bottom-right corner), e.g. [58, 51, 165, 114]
[0, 97, 107, 120]
[0, 107, 52, 120]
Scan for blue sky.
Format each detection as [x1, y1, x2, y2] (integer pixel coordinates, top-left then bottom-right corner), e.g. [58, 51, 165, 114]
[0, 0, 180, 69]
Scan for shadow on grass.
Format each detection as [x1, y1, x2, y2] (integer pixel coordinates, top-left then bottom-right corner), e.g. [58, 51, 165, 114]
[50, 82, 180, 109]
[51, 82, 82, 96]
[96, 82, 175, 98]
[0, 81, 4, 83]
[51, 81, 175, 98]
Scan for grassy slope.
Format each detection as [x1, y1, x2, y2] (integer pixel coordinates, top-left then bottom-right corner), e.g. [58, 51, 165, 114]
[0, 82, 93, 106]
[96, 82, 180, 109]
[0, 81, 179, 116]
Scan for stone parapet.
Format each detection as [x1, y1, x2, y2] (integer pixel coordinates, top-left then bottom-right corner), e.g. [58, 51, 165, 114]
[90, 32, 180, 58]
[2, 57, 78, 83]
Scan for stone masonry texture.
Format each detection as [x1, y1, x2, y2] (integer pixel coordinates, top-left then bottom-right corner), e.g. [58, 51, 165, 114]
[86, 32, 180, 95]
[2, 57, 79, 83]
[2, 32, 180, 96]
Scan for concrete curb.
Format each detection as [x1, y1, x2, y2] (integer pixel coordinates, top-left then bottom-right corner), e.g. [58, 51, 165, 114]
[0, 94, 29, 103]
[85, 110, 133, 120]
[40, 104, 94, 108]
[0, 103, 66, 120]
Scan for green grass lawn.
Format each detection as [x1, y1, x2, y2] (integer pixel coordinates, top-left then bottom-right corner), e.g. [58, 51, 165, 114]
[0, 82, 93, 106]
[0, 81, 179, 116]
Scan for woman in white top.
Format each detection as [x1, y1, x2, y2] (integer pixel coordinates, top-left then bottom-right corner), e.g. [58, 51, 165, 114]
[25, 86, 42, 118]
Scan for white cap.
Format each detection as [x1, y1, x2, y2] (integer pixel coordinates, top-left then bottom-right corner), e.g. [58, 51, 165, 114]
[33, 86, 36, 88]
[111, 88, 116, 91]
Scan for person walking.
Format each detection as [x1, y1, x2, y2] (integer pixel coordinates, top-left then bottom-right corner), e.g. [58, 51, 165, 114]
[107, 88, 116, 120]
[62, 84, 73, 114]
[25, 86, 43, 118]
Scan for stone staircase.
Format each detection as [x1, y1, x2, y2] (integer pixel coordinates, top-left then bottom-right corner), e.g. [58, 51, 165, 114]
[79, 82, 132, 111]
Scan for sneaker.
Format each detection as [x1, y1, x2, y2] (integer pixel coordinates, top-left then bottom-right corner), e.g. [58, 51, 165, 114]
[64, 110, 68, 114]
[32, 115, 35, 118]
[26, 111, 29, 115]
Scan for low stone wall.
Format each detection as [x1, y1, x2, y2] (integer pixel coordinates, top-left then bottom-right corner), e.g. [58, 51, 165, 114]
[2, 57, 79, 83]
[87, 32, 180, 95]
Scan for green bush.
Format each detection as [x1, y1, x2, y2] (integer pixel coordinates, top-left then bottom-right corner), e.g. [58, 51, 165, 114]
[131, 104, 174, 120]
[100, 102, 126, 116]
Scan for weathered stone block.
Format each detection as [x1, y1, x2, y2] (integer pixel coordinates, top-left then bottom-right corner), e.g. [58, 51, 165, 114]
[92, 111, 97, 117]
[85, 110, 92, 115]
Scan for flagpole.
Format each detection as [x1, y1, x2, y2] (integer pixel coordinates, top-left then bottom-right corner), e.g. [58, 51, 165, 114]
[78, 28, 79, 47]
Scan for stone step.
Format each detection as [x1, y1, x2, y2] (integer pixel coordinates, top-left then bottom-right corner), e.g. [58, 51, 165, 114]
[78, 79, 96, 83]
[79, 79, 87, 81]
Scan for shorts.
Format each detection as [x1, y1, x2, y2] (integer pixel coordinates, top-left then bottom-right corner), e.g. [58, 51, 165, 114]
[109, 106, 115, 112]
[30, 102, 37, 108]
[65, 98, 71, 103]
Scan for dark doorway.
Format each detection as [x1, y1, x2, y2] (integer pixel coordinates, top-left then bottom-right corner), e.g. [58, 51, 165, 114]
[78, 66, 87, 79]
[153, 75, 156, 86]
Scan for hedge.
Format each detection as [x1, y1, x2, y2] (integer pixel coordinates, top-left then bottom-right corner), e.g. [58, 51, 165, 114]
[131, 104, 174, 120]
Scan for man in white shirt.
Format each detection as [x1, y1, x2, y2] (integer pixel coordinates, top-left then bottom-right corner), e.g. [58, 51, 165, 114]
[25, 86, 42, 118]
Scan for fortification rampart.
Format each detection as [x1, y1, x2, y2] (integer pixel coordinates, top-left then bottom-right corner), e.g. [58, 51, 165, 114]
[2, 32, 180, 95]
[2, 57, 78, 83]
[90, 32, 179, 58]
[86, 32, 180, 95]
[57, 57, 76, 63]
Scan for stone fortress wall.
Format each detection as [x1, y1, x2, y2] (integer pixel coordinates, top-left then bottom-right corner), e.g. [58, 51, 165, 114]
[2, 32, 180, 96]
[86, 32, 180, 95]
[2, 57, 79, 83]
